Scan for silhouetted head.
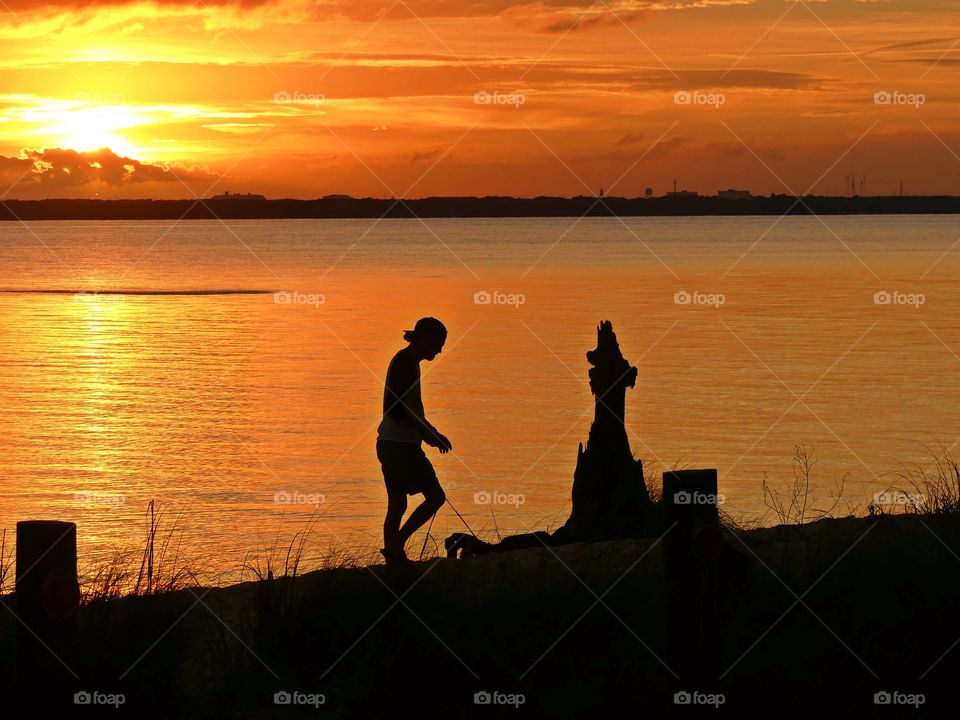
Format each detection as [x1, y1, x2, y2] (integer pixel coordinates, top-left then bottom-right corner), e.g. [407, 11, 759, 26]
[403, 317, 447, 360]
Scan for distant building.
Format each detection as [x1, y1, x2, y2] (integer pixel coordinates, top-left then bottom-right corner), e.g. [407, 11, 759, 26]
[717, 189, 752, 200]
[666, 179, 697, 198]
[644, 188, 653, 197]
[210, 191, 267, 201]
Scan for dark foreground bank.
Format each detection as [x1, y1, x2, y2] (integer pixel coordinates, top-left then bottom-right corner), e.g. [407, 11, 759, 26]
[2, 512, 958, 718]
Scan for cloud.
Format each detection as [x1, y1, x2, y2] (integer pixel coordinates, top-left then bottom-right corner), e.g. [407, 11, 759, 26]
[0, 0, 749, 33]
[537, 8, 652, 34]
[0, 147, 214, 189]
[643, 135, 694, 161]
[615, 132, 645, 146]
[903, 58, 960, 67]
[0, 154, 35, 177]
[305, 0, 657, 24]
[409, 147, 442, 162]
[868, 37, 958, 54]
[629, 69, 821, 92]
[3, 0, 269, 9]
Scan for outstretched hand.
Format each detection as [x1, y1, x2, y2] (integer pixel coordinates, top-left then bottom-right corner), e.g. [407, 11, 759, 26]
[432, 432, 452, 453]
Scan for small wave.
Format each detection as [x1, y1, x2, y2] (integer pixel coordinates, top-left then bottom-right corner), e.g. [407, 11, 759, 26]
[0, 289, 276, 296]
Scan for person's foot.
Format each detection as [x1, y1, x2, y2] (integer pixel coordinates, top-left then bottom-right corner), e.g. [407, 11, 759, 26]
[380, 546, 413, 566]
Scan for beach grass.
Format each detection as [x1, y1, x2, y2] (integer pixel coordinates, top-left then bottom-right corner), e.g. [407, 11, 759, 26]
[3, 445, 959, 605]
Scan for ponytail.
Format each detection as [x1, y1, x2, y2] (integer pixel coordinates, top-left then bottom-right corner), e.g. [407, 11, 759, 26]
[402, 317, 446, 344]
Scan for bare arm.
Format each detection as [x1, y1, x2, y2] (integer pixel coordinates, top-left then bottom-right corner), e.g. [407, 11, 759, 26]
[385, 353, 450, 450]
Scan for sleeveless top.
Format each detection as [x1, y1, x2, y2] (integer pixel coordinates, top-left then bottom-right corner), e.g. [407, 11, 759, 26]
[377, 353, 422, 443]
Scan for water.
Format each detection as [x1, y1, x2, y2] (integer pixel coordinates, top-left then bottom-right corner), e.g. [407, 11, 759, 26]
[1, 215, 957, 585]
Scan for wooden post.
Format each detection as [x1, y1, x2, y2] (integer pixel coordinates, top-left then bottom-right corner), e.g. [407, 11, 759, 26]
[15, 520, 80, 701]
[663, 470, 722, 686]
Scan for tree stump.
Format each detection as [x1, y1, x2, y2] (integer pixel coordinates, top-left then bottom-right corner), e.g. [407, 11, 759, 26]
[445, 321, 653, 557]
[552, 320, 651, 543]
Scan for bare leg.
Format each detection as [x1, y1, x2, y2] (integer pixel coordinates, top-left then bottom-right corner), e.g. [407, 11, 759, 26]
[384, 491, 408, 556]
[398, 486, 445, 549]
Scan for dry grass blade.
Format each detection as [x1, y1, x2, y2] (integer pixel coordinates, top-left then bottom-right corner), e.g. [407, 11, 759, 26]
[134, 499, 200, 595]
[0, 528, 13, 596]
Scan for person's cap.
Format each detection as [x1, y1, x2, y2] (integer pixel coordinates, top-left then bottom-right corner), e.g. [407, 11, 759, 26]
[405, 316, 447, 341]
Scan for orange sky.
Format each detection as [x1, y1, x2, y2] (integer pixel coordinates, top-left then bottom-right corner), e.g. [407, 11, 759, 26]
[0, 0, 959, 199]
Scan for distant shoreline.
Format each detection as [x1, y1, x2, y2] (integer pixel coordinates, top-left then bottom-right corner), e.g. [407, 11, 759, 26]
[1, 195, 958, 221]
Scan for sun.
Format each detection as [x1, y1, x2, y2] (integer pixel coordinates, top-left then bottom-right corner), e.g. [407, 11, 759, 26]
[57, 105, 141, 158]
[18, 100, 146, 158]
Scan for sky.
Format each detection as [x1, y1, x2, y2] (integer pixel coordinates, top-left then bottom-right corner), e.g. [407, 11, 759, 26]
[0, 0, 959, 199]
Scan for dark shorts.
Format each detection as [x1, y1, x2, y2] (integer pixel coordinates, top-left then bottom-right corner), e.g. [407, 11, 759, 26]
[376, 438, 442, 497]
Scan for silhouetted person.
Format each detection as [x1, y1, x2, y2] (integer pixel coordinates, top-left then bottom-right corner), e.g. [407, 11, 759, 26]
[377, 317, 452, 566]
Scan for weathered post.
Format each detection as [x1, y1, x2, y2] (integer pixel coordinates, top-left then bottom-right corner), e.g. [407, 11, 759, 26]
[663, 470, 722, 687]
[15, 520, 80, 703]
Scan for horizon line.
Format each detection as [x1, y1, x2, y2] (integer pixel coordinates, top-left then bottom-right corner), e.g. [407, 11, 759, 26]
[4, 193, 958, 203]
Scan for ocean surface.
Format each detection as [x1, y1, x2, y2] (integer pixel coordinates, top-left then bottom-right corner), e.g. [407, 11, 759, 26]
[1, 215, 957, 586]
